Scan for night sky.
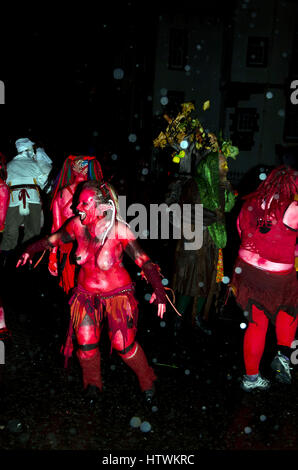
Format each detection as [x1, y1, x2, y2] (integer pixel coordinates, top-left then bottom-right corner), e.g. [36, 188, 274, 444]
[0, 1, 296, 177]
[0, 1, 236, 160]
[1, 2, 298, 461]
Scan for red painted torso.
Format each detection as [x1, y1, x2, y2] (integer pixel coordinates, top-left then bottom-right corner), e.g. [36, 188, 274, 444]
[63, 218, 144, 293]
[238, 199, 298, 271]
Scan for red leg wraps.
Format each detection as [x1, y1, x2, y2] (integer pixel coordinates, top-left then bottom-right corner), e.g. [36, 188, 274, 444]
[243, 305, 269, 375]
[119, 342, 157, 391]
[77, 348, 102, 391]
[76, 324, 101, 359]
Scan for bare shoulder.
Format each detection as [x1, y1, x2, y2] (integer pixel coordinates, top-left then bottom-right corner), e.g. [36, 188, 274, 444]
[283, 201, 298, 230]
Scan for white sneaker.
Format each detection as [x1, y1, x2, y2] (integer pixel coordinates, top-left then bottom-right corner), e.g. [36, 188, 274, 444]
[271, 351, 292, 384]
[240, 374, 271, 392]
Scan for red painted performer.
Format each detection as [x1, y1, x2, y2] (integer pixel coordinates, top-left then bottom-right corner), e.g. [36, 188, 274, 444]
[49, 155, 103, 293]
[0, 152, 11, 339]
[230, 165, 298, 391]
[17, 180, 167, 403]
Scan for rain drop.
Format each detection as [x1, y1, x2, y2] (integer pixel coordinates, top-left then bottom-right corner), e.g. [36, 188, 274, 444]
[140, 421, 152, 433]
[222, 276, 230, 284]
[260, 415, 267, 422]
[7, 420, 23, 434]
[240, 323, 247, 330]
[185, 369, 191, 375]
[144, 293, 151, 301]
[162, 278, 169, 286]
[130, 417, 141, 428]
[160, 96, 169, 106]
[142, 168, 149, 176]
[113, 68, 124, 80]
[160, 321, 166, 328]
[111, 154, 118, 161]
[244, 426, 252, 434]
[128, 134, 137, 143]
[160, 88, 168, 96]
[266, 91, 273, 100]
[180, 140, 189, 149]
[235, 267, 242, 274]
[259, 173, 267, 181]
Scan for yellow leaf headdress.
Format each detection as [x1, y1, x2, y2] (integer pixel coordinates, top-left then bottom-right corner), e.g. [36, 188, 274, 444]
[153, 101, 212, 164]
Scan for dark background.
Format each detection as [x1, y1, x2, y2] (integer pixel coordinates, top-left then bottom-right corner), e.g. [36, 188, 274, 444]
[0, 0, 298, 459]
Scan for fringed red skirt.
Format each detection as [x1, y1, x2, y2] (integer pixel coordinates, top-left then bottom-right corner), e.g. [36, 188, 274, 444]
[231, 258, 298, 324]
[61, 283, 139, 366]
[69, 283, 138, 343]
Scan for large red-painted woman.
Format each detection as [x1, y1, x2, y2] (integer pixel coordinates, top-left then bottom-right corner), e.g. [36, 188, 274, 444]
[0, 152, 11, 339]
[48, 155, 104, 293]
[231, 165, 298, 391]
[17, 180, 166, 404]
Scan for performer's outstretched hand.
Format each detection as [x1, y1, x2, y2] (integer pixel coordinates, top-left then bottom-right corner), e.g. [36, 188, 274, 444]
[16, 253, 32, 267]
[149, 293, 166, 319]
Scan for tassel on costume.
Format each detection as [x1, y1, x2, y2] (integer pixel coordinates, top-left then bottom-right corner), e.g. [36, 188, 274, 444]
[216, 248, 224, 283]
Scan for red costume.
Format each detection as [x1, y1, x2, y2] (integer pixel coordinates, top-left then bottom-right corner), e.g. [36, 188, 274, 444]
[18, 181, 166, 401]
[0, 152, 11, 339]
[49, 155, 103, 293]
[231, 166, 298, 390]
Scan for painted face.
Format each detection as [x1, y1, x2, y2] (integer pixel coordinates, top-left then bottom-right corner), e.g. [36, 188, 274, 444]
[76, 188, 99, 225]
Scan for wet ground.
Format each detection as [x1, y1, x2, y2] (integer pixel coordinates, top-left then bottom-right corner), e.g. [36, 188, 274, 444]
[1, 251, 298, 463]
